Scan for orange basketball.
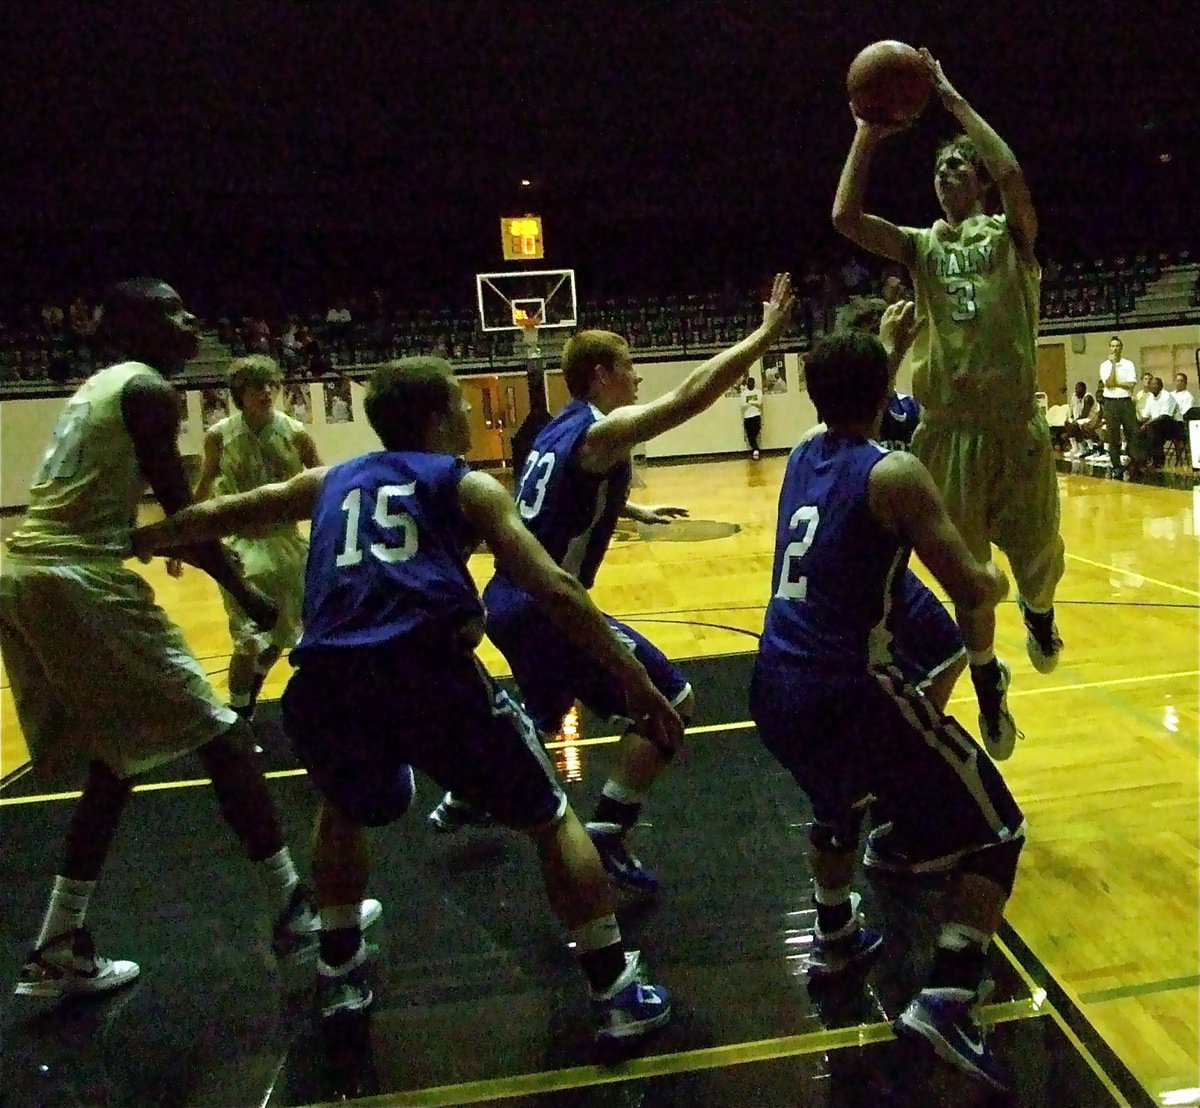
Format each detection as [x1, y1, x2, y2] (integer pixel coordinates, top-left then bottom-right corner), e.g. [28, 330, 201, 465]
[846, 41, 931, 126]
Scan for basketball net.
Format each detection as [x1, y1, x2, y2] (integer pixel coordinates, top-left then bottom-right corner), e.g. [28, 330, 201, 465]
[516, 314, 541, 357]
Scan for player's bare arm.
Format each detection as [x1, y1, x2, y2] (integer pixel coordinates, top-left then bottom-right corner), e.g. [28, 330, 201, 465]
[192, 428, 223, 501]
[868, 451, 1009, 613]
[134, 468, 327, 557]
[578, 273, 794, 472]
[832, 121, 916, 266]
[297, 430, 322, 468]
[622, 504, 689, 525]
[121, 374, 273, 628]
[457, 470, 684, 752]
[919, 48, 1037, 253]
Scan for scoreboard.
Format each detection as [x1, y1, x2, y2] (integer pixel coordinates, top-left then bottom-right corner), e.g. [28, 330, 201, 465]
[501, 215, 544, 261]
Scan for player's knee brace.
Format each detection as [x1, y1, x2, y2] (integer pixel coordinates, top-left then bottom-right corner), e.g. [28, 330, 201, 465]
[959, 836, 1024, 896]
[809, 812, 864, 855]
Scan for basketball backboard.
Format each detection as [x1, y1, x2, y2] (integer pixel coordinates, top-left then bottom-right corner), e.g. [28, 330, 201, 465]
[475, 268, 577, 333]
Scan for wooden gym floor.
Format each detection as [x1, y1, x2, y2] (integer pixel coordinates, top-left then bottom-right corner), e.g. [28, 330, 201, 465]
[1, 454, 1197, 1106]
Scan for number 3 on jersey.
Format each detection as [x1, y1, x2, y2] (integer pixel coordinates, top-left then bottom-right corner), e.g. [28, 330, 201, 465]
[774, 505, 820, 600]
[336, 483, 419, 566]
[517, 450, 555, 520]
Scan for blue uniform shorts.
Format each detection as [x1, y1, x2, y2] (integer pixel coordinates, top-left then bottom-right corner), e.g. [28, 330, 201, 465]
[281, 637, 566, 829]
[486, 594, 691, 735]
[750, 656, 1023, 860]
[890, 570, 965, 687]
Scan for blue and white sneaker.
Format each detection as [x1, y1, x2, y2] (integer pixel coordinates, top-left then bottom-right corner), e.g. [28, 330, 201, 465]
[894, 989, 1010, 1092]
[318, 941, 377, 1020]
[586, 822, 659, 896]
[808, 892, 885, 978]
[427, 792, 494, 833]
[592, 950, 671, 1043]
[273, 887, 384, 960]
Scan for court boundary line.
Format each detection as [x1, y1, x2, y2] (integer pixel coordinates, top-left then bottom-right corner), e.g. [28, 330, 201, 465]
[288, 997, 1047, 1108]
[996, 929, 1158, 1108]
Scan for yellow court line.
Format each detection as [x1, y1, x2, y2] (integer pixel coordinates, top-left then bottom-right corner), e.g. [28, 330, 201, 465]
[0, 766, 309, 807]
[948, 668, 1200, 704]
[1065, 551, 1200, 600]
[993, 935, 1135, 1108]
[293, 997, 1045, 1108]
[5, 666, 1194, 805]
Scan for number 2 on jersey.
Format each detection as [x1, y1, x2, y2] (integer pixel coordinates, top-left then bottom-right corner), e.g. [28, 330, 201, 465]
[335, 483, 419, 566]
[774, 505, 820, 600]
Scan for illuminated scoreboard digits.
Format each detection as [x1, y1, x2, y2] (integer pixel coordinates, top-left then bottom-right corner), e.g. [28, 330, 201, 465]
[501, 215, 544, 261]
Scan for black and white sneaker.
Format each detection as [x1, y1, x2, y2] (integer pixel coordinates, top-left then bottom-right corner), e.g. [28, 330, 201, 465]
[1019, 598, 1063, 674]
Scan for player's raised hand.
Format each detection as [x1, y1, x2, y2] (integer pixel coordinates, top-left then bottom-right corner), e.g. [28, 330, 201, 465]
[917, 48, 962, 108]
[761, 272, 794, 335]
[879, 299, 917, 362]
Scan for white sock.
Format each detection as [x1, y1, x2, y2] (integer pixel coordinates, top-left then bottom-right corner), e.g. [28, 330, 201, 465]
[259, 847, 300, 914]
[967, 648, 996, 667]
[320, 903, 362, 932]
[814, 882, 851, 906]
[938, 921, 991, 952]
[601, 779, 644, 806]
[570, 913, 622, 953]
[36, 876, 95, 949]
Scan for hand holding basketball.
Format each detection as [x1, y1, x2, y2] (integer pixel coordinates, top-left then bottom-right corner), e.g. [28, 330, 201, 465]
[846, 40, 932, 129]
[916, 48, 962, 110]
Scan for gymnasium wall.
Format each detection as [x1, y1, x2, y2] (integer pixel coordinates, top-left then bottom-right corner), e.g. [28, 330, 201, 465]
[3, 327, 1197, 510]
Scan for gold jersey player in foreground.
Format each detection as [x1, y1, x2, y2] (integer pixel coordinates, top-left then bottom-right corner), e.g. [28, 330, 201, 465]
[832, 47, 1064, 761]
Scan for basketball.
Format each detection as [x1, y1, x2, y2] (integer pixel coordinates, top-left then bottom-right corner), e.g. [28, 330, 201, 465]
[846, 41, 931, 126]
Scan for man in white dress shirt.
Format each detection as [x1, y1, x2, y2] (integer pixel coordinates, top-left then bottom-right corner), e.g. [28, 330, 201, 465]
[1099, 336, 1138, 479]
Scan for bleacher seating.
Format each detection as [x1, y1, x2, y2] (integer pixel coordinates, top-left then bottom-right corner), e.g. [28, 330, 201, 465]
[4, 250, 1197, 389]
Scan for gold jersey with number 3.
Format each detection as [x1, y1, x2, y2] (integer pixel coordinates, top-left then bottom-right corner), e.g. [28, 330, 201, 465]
[901, 213, 1040, 424]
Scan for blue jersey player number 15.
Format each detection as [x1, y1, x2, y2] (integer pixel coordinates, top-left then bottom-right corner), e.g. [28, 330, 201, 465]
[775, 505, 820, 601]
[334, 482, 419, 566]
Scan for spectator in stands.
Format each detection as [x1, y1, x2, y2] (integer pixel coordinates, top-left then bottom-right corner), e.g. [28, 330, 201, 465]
[1100, 336, 1139, 479]
[1138, 376, 1183, 468]
[1170, 372, 1195, 417]
[325, 302, 352, 361]
[881, 273, 908, 305]
[839, 255, 870, 296]
[41, 303, 65, 339]
[1063, 381, 1101, 458]
[800, 259, 831, 336]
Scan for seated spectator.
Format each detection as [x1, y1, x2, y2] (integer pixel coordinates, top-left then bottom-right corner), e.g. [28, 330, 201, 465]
[1134, 372, 1155, 421]
[1137, 376, 1183, 469]
[1170, 372, 1195, 418]
[1062, 381, 1101, 457]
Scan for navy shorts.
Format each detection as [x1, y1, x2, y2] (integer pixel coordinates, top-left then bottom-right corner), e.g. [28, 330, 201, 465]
[750, 656, 1024, 861]
[281, 639, 566, 829]
[487, 599, 691, 735]
[890, 570, 965, 687]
